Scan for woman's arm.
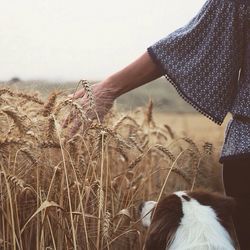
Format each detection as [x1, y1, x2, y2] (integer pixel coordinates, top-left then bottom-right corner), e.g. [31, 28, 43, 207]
[69, 51, 163, 100]
[67, 51, 163, 130]
[100, 51, 163, 98]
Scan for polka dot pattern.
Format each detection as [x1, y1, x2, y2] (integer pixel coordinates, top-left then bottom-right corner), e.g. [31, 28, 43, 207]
[147, 0, 250, 161]
[220, 118, 250, 162]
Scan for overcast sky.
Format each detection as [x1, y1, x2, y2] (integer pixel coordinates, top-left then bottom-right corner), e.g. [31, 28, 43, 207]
[0, 0, 206, 81]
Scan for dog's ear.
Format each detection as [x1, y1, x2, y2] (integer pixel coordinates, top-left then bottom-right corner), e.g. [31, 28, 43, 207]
[216, 195, 236, 215]
[145, 194, 183, 250]
[145, 222, 177, 250]
[188, 191, 236, 216]
[210, 194, 236, 237]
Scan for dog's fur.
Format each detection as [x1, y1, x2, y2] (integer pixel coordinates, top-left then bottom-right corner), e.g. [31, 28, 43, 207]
[139, 190, 236, 250]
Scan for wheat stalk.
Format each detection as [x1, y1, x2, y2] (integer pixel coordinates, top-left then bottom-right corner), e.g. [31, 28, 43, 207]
[143, 98, 155, 128]
[16, 92, 44, 105]
[47, 115, 56, 141]
[113, 115, 140, 131]
[20, 148, 37, 165]
[1, 106, 29, 134]
[128, 154, 144, 170]
[42, 91, 59, 117]
[203, 142, 213, 155]
[103, 211, 111, 240]
[154, 144, 176, 162]
[80, 80, 95, 110]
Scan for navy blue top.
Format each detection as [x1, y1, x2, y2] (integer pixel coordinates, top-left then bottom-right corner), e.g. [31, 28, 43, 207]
[147, 0, 250, 162]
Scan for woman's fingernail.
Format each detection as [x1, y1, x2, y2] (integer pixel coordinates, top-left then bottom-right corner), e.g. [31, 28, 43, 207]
[68, 94, 73, 98]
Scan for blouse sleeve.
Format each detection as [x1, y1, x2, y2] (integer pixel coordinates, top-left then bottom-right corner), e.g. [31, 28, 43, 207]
[147, 0, 245, 125]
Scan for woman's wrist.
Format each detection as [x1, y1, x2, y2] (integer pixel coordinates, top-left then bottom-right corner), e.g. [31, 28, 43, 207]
[98, 51, 164, 100]
[98, 76, 122, 100]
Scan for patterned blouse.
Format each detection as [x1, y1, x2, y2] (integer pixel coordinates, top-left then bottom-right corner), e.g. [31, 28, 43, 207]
[147, 0, 250, 162]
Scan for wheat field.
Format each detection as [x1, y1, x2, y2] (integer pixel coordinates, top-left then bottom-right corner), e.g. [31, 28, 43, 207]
[0, 82, 225, 250]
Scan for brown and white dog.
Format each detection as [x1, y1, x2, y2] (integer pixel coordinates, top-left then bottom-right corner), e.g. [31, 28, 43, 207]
[139, 190, 236, 250]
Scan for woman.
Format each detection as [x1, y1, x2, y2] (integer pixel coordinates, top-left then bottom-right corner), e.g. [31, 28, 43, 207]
[69, 0, 250, 248]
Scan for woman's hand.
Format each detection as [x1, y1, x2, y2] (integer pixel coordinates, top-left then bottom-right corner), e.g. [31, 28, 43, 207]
[63, 80, 117, 134]
[69, 81, 116, 120]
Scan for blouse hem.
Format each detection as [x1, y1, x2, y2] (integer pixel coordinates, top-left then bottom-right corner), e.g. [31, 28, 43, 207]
[147, 46, 224, 126]
[219, 152, 250, 163]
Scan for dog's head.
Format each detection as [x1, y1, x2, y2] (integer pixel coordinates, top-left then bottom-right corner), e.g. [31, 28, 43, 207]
[139, 200, 157, 227]
[139, 190, 235, 250]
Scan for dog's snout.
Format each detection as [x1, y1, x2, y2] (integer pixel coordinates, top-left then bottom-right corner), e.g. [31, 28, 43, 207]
[138, 202, 144, 213]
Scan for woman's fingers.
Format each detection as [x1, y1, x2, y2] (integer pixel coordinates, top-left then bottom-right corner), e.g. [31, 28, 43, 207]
[63, 82, 115, 136]
[69, 119, 83, 136]
[69, 108, 95, 136]
[62, 88, 86, 128]
[62, 110, 75, 128]
[68, 88, 86, 99]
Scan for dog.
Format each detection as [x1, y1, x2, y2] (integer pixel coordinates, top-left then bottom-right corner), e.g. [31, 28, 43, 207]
[139, 190, 236, 250]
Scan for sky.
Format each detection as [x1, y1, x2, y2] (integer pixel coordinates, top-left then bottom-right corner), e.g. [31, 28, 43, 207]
[0, 0, 206, 81]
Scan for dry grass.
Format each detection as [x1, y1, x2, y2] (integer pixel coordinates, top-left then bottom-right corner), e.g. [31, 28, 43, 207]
[0, 82, 223, 250]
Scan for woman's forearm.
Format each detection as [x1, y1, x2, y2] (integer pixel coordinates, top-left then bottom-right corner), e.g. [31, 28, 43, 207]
[101, 51, 164, 98]
[67, 51, 163, 129]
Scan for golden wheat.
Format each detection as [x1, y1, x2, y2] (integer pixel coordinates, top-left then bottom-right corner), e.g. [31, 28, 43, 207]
[0, 86, 223, 250]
